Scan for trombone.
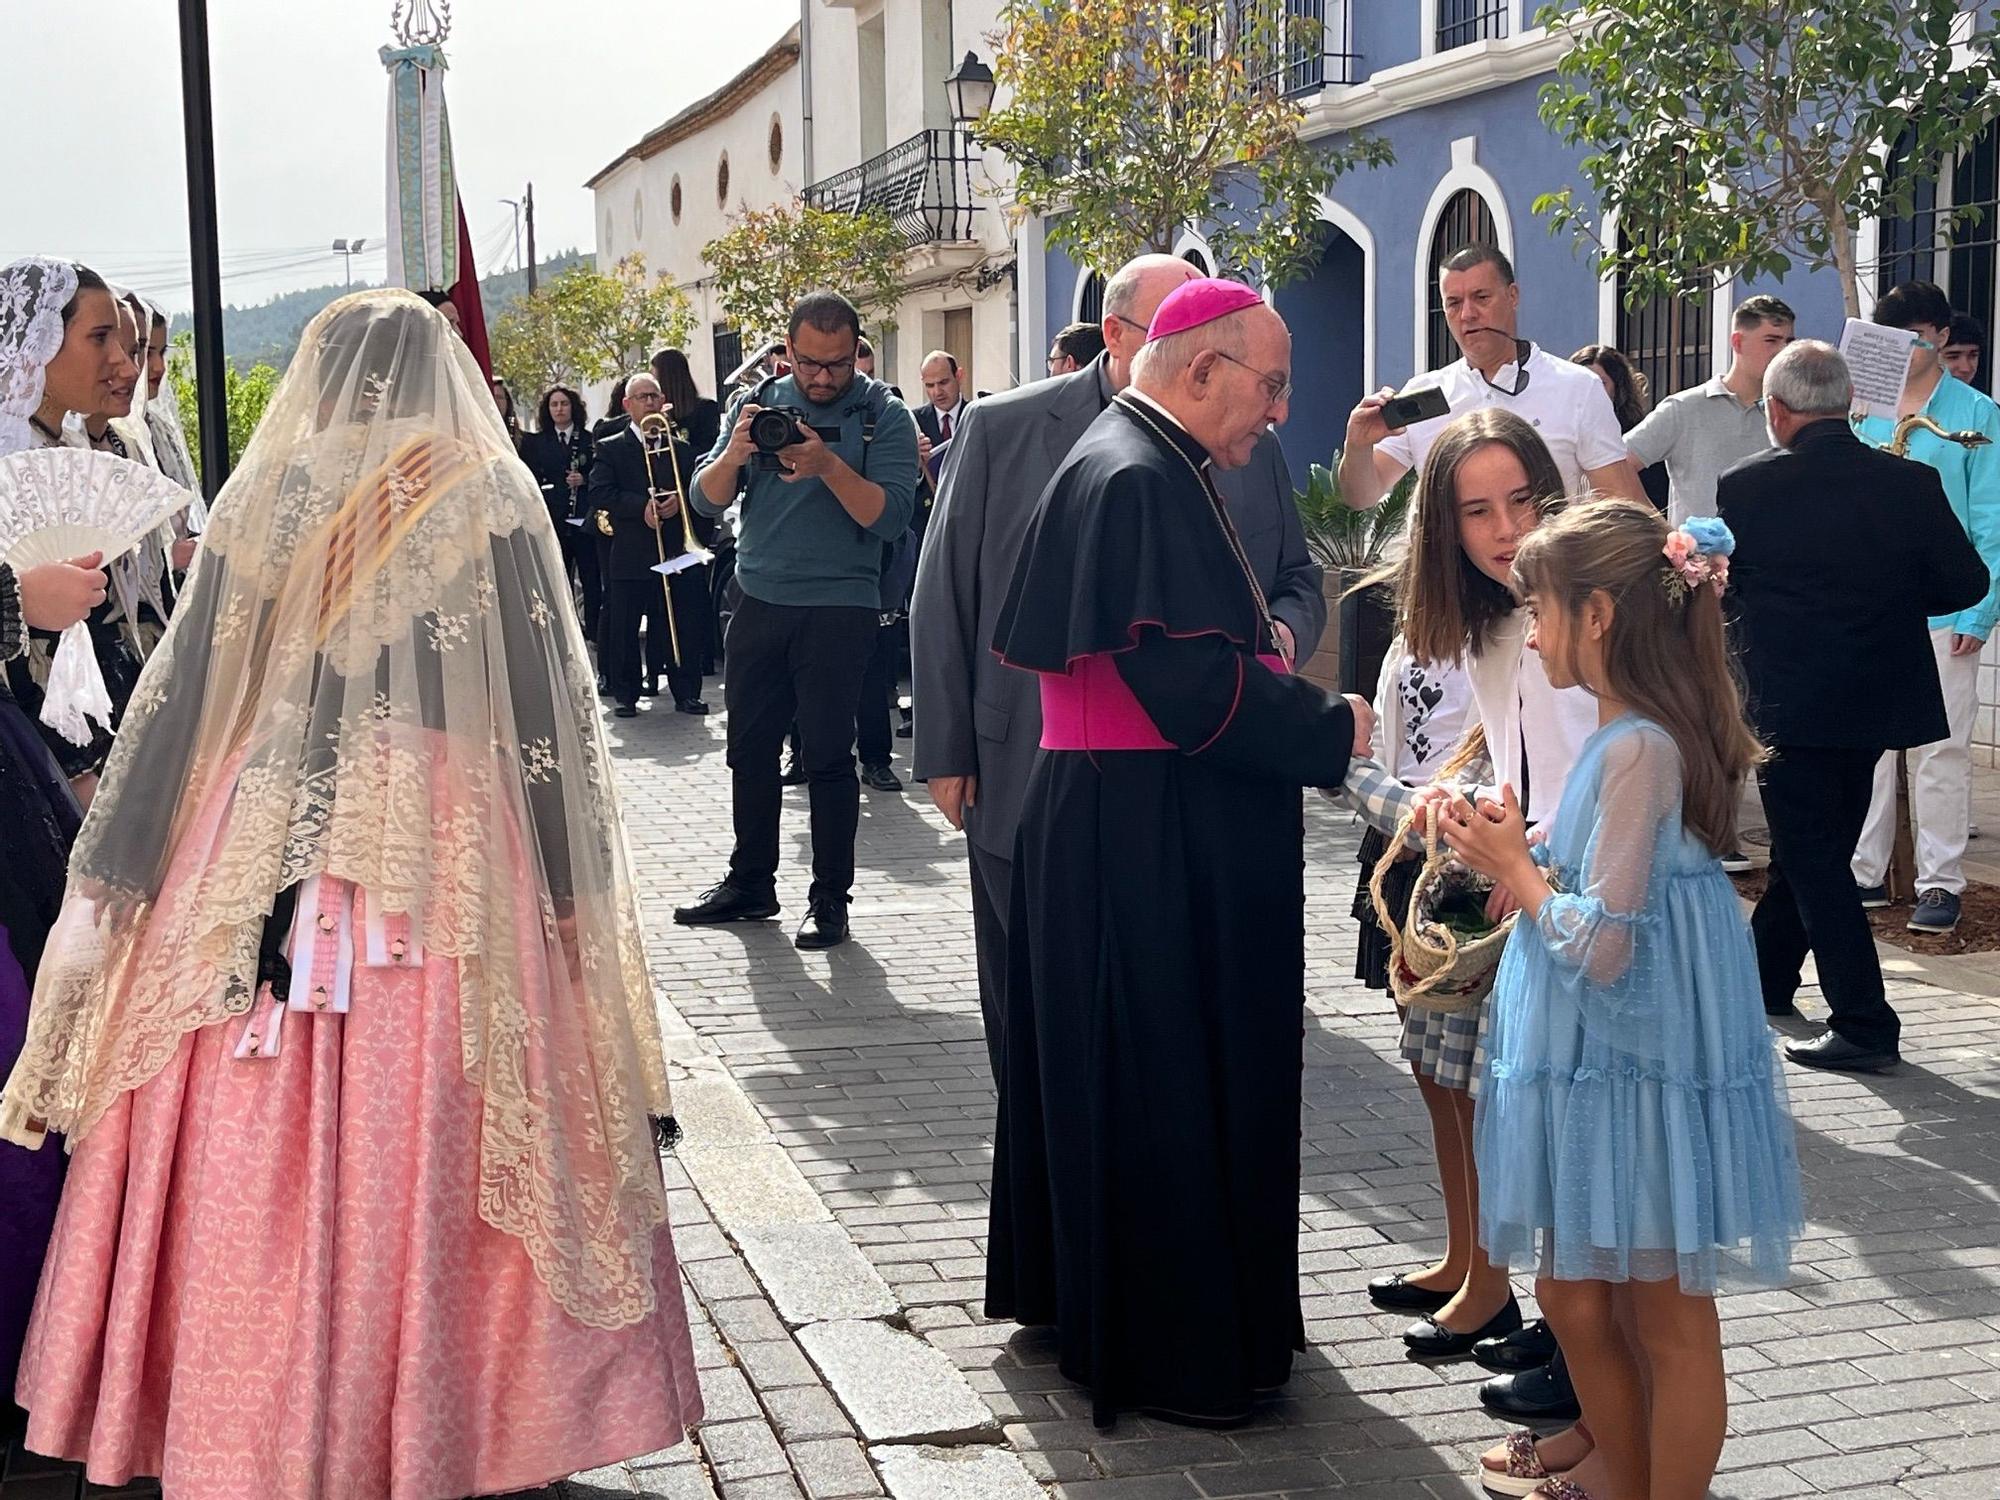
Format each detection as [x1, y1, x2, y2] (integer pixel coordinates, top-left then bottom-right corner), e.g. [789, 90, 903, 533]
[635, 410, 712, 669]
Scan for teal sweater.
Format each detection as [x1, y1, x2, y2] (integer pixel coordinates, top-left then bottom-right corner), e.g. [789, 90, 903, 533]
[691, 374, 919, 610]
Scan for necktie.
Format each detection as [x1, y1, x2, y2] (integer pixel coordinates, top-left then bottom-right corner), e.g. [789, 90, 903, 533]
[940, 411, 953, 443]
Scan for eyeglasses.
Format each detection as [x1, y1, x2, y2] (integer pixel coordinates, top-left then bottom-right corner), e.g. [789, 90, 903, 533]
[1211, 350, 1292, 407]
[792, 352, 857, 378]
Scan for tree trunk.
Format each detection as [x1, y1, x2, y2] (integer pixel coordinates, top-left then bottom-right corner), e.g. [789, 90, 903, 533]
[1824, 194, 1862, 318]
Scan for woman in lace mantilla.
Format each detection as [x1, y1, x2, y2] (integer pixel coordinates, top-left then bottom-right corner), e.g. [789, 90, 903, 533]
[3, 288, 703, 1499]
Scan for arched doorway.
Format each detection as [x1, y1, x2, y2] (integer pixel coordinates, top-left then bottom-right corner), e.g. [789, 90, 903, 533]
[1272, 218, 1367, 479]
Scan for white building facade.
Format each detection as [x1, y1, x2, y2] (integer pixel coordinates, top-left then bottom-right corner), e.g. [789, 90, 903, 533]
[587, 27, 805, 399]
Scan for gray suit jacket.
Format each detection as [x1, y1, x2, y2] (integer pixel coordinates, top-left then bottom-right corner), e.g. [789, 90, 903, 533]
[910, 355, 1324, 860]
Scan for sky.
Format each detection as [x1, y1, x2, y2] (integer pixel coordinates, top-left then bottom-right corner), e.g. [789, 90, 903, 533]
[0, 0, 797, 312]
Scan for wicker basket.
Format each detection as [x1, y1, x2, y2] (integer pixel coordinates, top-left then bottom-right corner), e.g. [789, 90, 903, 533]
[1366, 806, 1518, 1015]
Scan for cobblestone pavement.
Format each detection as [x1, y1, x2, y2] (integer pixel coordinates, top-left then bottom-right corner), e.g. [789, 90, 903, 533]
[10, 698, 2000, 1499]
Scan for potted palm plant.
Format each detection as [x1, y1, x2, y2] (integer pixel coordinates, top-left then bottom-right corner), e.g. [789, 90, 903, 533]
[1292, 457, 1412, 695]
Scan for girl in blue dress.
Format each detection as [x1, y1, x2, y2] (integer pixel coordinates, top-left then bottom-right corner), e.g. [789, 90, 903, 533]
[1439, 499, 1803, 1500]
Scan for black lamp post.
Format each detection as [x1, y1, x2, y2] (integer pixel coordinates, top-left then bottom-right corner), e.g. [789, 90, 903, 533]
[944, 50, 996, 129]
[178, 0, 230, 496]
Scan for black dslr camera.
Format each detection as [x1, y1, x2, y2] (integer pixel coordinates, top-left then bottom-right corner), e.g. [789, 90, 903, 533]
[749, 405, 812, 469]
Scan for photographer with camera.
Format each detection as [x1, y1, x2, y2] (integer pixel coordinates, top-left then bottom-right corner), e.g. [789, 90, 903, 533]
[674, 291, 920, 949]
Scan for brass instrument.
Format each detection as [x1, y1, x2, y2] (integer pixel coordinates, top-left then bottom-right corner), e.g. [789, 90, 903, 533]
[1887, 412, 1994, 457]
[1865, 411, 1992, 901]
[635, 410, 711, 669]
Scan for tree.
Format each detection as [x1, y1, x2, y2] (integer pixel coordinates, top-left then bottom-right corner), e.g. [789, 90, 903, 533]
[167, 332, 282, 482]
[976, 0, 1391, 289]
[490, 254, 696, 399]
[1534, 0, 2000, 316]
[703, 203, 907, 346]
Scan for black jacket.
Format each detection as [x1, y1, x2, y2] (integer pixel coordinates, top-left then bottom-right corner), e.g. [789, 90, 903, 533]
[1719, 419, 1989, 750]
[587, 426, 716, 582]
[521, 425, 594, 529]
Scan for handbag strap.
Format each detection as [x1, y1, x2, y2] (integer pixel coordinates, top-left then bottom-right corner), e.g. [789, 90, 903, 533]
[1366, 803, 1467, 1004]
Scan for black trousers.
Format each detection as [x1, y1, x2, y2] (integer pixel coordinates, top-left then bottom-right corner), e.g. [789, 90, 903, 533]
[856, 616, 900, 767]
[723, 595, 877, 906]
[571, 523, 603, 635]
[1753, 745, 1899, 1052]
[605, 574, 705, 706]
[593, 534, 614, 657]
[968, 840, 1010, 1084]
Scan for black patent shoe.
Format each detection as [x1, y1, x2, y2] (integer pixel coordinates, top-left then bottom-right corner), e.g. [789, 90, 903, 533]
[1480, 1347, 1581, 1424]
[675, 698, 711, 715]
[1403, 1296, 1522, 1360]
[614, 702, 638, 718]
[1366, 1271, 1455, 1314]
[794, 903, 850, 950]
[1473, 1316, 1559, 1374]
[1785, 1029, 1900, 1074]
[673, 882, 780, 925]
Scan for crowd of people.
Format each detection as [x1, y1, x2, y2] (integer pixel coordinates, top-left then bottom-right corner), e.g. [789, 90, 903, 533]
[0, 220, 1995, 1500]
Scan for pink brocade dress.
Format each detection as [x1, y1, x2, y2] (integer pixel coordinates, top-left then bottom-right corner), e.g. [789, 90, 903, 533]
[13, 779, 704, 1498]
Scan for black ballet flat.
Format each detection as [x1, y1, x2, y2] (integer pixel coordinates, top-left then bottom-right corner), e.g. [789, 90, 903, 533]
[1402, 1296, 1522, 1360]
[1366, 1271, 1454, 1314]
[1473, 1315, 1559, 1373]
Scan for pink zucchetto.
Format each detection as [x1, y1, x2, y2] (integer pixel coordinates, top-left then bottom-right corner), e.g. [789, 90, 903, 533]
[1144, 278, 1265, 342]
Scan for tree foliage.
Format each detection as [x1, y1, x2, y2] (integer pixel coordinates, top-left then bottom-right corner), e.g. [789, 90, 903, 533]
[490, 254, 695, 400]
[166, 332, 281, 481]
[977, 0, 1391, 288]
[703, 203, 908, 347]
[1534, 0, 2000, 316]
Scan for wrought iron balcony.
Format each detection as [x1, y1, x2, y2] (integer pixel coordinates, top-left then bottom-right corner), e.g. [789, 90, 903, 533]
[803, 129, 976, 248]
[1245, 0, 1359, 97]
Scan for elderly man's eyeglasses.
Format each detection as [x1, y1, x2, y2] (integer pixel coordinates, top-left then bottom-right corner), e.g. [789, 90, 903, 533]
[1211, 350, 1292, 406]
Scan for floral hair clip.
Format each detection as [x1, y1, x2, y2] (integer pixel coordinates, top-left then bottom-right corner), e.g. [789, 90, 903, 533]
[1660, 515, 1735, 604]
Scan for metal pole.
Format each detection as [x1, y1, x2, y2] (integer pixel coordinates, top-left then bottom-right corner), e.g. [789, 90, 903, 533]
[178, 0, 229, 496]
[525, 183, 538, 295]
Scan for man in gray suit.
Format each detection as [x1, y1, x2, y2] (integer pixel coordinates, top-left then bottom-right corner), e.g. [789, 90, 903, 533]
[910, 253, 1325, 1079]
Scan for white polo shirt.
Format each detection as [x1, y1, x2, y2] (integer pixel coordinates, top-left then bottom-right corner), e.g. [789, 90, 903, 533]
[1377, 341, 1630, 495]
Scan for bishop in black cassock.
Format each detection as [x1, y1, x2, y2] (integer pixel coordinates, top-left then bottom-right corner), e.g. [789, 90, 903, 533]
[986, 281, 1369, 1426]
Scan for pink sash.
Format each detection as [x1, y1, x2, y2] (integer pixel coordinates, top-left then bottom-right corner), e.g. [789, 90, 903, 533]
[1039, 648, 1289, 751]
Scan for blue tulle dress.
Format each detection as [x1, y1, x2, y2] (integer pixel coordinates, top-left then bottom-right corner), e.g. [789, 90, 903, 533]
[1475, 715, 1804, 1293]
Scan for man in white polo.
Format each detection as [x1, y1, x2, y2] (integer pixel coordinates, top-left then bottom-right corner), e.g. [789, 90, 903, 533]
[1626, 295, 1795, 523]
[1338, 244, 1643, 508]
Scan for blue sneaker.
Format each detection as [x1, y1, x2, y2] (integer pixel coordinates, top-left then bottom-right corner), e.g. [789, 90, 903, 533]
[1857, 883, 1890, 909]
[1908, 888, 1961, 934]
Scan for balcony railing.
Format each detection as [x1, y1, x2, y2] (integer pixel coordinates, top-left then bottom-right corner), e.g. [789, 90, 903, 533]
[1244, 0, 1359, 96]
[1436, 0, 1510, 51]
[803, 129, 976, 248]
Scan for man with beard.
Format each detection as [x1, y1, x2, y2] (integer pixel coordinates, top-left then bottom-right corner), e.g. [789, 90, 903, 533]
[984, 279, 1371, 1426]
[675, 292, 919, 949]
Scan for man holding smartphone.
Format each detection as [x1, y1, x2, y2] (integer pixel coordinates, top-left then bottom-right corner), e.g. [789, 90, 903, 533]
[1337, 245, 1641, 508]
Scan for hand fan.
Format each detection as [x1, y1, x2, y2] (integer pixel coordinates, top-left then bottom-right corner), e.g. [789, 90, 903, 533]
[0, 448, 196, 745]
[0, 447, 195, 568]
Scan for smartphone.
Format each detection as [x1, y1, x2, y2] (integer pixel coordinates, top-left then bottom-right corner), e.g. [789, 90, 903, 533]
[1381, 386, 1452, 429]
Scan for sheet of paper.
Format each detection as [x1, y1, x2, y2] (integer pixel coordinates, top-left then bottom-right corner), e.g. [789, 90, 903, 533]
[564, 516, 587, 526]
[1839, 318, 1917, 417]
[652, 549, 714, 577]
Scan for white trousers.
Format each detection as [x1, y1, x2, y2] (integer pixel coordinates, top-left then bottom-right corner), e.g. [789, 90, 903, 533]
[1852, 626, 1981, 896]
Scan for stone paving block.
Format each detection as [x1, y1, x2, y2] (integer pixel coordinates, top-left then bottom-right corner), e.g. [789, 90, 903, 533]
[788, 1438, 881, 1500]
[629, 1465, 721, 1500]
[681, 1144, 834, 1232]
[697, 1419, 791, 1483]
[565, 1466, 640, 1496]
[874, 1445, 1044, 1500]
[737, 1222, 900, 1325]
[796, 1320, 999, 1444]
[763, 1385, 857, 1443]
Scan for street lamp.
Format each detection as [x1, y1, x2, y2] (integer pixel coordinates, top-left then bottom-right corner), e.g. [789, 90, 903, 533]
[332, 236, 368, 287]
[944, 51, 996, 128]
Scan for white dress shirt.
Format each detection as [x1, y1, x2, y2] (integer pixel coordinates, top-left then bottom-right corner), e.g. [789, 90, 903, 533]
[1378, 342, 1631, 495]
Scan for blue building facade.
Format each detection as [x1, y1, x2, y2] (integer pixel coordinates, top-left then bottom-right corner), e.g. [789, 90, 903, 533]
[1036, 2, 1997, 483]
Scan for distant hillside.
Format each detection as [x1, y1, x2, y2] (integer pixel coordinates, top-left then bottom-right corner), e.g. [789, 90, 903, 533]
[169, 249, 591, 371]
